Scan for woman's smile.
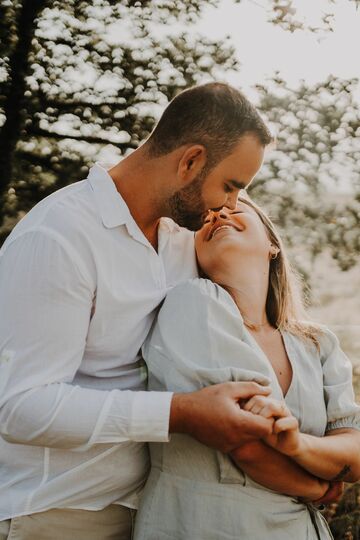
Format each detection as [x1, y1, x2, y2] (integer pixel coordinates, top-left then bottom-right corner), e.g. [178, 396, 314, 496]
[210, 224, 242, 241]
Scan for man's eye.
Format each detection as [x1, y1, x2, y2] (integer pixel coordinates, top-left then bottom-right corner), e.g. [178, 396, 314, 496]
[224, 184, 233, 193]
[203, 219, 211, 224]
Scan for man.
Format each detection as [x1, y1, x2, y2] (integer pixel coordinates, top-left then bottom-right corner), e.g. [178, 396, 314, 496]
[0, 83, 273, 539]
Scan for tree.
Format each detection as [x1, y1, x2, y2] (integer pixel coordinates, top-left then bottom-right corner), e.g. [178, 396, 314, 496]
[0, 0, 238, 242]
[1, 0, 359, 267]
[265, 0, 360, 33]
[250, 75, 360, 271]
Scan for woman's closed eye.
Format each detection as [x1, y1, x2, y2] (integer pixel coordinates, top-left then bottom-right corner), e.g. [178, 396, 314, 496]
[224, 183, 233, 193]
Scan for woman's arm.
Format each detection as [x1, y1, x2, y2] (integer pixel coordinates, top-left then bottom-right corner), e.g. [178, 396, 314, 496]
[230, 440, 329, 501]
[243, 395, 360, 483]
[286, 428, 360, 482]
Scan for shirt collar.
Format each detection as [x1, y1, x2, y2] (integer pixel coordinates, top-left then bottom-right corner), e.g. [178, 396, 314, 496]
[87, 162, 132, 229]
[87, 162, 181, 233]
[159, 217, 180, 233]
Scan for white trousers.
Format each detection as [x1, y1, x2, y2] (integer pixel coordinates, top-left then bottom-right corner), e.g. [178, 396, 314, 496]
[0, 505, 135, 540]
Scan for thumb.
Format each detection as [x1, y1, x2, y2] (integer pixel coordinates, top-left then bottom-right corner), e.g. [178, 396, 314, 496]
[274, 416, 298, 434]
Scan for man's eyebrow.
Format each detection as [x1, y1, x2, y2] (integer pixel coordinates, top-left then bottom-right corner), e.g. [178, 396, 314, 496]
[229, 180, 247, 190]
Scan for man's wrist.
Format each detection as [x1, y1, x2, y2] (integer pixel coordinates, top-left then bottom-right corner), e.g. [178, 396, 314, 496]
[169, 392, 192, 434]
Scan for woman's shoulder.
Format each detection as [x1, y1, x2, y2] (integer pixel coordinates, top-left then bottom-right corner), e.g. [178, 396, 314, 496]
[165, 278, 237, 312]
[284, 323, 343, 362]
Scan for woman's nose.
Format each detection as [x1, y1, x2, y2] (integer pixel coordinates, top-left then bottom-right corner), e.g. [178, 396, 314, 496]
[210, 209, 229, 223]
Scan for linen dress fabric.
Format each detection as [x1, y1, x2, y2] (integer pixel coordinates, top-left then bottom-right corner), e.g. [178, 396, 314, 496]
[0, 163, 197, 520]
[134, 278, 360, 540]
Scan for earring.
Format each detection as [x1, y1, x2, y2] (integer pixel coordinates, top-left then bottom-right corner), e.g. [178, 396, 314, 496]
[269, 244, 279, 260]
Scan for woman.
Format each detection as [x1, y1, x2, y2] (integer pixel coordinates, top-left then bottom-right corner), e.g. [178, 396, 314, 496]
[134, 198, 360, 540]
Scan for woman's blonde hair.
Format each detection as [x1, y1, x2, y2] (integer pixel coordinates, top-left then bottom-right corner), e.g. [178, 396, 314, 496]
[235, 196, 322, 347]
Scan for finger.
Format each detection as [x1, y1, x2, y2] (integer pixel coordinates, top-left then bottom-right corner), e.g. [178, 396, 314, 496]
[273, 416, 298, 434]
[259, 403, 286, 419]
[244, 401, 273, 417]
[250, 403, 266, 416]
[243, 396, 263, 412]
[274, 402, 289, 417]
[240, 410, 274, 438]
[244, 397, 288, 419]
[243, 395, 271, 411]
[232, 381, 271, 400]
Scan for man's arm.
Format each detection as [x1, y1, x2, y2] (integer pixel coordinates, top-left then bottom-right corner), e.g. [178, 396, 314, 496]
[230, 440, 329, 501]
[170, 383, 273, 453]
[0, 231, 272, 451]
[0, 231, 172, 448]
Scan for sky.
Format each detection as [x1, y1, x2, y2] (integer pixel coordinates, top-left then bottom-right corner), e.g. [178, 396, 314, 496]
[175, 0, 360, 98]
[102, 0, 360, 185]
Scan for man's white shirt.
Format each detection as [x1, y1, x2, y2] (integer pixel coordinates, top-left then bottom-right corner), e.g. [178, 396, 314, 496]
[0, 163, 197, 519]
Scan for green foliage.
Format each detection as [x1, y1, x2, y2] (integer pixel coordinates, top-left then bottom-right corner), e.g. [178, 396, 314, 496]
[250, 76, 360, 270]
[0, 0, 359, 274]
[0, 0, 237, 234]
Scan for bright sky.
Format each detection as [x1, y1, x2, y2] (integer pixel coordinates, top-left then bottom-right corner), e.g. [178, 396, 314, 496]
[187, 0, 360, 97]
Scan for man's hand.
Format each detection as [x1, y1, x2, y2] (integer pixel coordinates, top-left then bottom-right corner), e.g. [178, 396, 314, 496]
[169, 382, 273, 453]
[313, 481, 344, 506]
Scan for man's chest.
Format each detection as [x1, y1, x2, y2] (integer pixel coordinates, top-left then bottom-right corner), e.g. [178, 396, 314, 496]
[83, 227, 197, 364]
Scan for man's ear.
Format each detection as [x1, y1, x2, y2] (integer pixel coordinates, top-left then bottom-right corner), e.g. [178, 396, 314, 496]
[177, 145, 207, 184]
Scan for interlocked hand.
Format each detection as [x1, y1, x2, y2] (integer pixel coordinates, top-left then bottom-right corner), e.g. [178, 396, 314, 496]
[243, 395, 301, 456]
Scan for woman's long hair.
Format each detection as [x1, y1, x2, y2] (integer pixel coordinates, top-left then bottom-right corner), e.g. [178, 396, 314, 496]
[236, 196, 322, 346]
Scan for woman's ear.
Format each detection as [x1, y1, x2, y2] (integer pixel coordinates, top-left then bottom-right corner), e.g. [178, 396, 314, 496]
[177, 145, 207, 184]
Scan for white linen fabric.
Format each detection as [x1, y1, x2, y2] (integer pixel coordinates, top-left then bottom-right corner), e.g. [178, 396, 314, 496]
[0, 163, 197, 519]
[134, 278, 360, 540]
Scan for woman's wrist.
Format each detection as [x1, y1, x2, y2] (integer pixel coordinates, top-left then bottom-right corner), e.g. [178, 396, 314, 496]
[279, 432, 308, 459]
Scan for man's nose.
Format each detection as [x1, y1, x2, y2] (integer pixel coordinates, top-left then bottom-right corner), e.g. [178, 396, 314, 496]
[225, 191, 238, 210]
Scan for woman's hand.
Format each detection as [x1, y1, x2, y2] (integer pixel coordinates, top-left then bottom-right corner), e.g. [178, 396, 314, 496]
[243, 395, 301, 456]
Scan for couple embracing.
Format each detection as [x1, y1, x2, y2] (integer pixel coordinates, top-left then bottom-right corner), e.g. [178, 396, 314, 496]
[0, 83, 359, 540]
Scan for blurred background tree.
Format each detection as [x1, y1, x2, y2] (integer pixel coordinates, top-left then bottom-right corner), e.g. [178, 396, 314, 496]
[1, 0, 359, 262]
[252, 75, 360, 272]
[0, 0, 238, 241]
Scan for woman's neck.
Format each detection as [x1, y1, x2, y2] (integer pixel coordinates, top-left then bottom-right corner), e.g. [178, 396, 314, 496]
[217, 264, 270, 329]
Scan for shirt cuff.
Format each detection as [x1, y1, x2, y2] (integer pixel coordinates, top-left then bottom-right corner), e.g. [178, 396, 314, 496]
[129, 391, 173, 442]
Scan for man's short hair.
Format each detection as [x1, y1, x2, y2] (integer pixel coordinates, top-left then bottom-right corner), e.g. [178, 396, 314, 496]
[146, 82, 272, 170]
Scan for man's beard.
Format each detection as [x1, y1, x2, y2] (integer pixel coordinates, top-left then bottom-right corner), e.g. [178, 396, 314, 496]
[167, 171, 207, 231]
